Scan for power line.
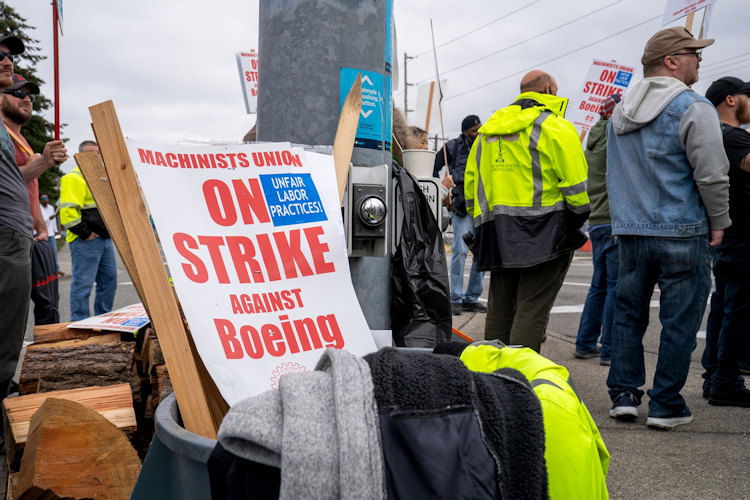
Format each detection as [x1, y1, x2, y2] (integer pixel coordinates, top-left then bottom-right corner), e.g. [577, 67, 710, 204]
[141, 112, 247, 139]
[446, 14, 660, 101]
[702, 61, 750, 81]
[701, 51, 750, 69]
[411, 0, 539, 58]
[419, 0, 621, 84]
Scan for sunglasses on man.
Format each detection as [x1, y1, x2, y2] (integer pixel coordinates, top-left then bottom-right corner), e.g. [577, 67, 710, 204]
[0, 51, 14, 63]
[2, 88, 36, 102]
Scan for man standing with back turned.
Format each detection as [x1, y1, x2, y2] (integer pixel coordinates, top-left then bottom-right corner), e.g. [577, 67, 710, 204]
[60, 141, 117, 321]
[464, 70, 590, 353]
[606, 28, 730, 430]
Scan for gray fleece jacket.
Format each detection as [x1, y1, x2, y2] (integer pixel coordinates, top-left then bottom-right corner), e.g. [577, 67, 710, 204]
[217, 349, 385, 500]
[610, 76, 730, 231]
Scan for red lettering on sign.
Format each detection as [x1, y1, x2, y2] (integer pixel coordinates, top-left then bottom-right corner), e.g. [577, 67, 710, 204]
[173, 232, 208, 283]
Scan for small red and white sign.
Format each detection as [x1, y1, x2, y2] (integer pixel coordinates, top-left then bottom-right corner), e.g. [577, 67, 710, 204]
[662, 0, 718, 26]
[568, 59, 635, 135]
[236, 51, 258, 114]
[68, 303, 149, 334]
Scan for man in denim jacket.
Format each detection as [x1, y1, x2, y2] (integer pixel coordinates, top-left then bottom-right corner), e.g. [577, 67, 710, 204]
[605, 28, 730, 430]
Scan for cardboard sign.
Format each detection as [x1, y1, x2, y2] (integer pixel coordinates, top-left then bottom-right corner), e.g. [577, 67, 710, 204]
[662, 0, 718, 26]
[340, 68, 392, 151]
[414, 79, 448, 133]
[236, 51, 258, 114]
[68, 303, 149, 334]
[128, 140, 377, 405]
[567, 59, 635, 135]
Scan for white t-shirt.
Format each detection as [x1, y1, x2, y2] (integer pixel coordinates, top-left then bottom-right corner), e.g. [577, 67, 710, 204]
[40, 203, 58, 235]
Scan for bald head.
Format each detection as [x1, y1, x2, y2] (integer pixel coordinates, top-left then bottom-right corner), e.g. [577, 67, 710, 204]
[520, 70, 557, 95]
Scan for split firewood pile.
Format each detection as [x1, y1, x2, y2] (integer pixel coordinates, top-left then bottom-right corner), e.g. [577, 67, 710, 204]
[2, 322, 173, 499]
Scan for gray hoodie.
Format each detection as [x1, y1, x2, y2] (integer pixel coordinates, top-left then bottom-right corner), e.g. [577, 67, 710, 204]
[611, 76, 730, 230]
[218, 349, 385, 500]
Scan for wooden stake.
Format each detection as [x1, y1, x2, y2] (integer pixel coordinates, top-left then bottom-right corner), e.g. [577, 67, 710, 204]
[685, 11, 695, 32]
[74, 151, 149, 314]
[88, 100, 223, 438]
[332, 73, 362, 204]
[425, 81, 435, 131]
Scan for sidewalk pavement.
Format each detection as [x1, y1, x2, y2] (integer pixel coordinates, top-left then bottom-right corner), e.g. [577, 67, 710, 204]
[455, 311, 750, 499]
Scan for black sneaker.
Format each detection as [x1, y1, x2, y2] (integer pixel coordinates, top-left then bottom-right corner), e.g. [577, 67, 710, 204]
[609, 391, 639, 420]
[574, 347, 600, 359]
[599, 358, 611, 366]
[451, 303, 463, 315]
[462, 301, 487, 313]
[709, 388, 750, 407]
[646, 412, 693, 430]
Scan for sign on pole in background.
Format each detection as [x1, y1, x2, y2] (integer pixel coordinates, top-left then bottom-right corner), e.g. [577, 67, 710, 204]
[662, 0, 718, 26]
[128, 140, 377, 405]
[567, 59, 634, 136]
[236, 51, 258, 114]
[340, 68, 391, 151]
[414, 80, 448, 133]
[68, 303, 149, 334]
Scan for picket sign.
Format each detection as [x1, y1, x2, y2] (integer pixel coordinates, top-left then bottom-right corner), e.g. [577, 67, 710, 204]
[567, 59, 635, 140]
[83, 101, 226, 439]
[127, 140, 377, 406]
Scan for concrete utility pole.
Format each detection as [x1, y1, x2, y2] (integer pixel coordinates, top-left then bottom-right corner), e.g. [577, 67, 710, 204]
[403, 52, 414, 115]
[258, 0, 393, 330]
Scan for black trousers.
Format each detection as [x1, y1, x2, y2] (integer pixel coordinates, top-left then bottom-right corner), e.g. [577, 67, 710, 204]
[485, 252, 573, 353]
[0, 226, 32, 397]
[31, 239, 60, 325]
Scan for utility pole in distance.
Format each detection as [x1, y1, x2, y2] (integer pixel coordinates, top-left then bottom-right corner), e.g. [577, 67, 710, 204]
[403, 52, 414, 116]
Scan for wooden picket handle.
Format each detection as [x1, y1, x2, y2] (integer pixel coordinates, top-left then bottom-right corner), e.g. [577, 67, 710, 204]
[332, 73, 362, 204]
[88, 100, 225, 438]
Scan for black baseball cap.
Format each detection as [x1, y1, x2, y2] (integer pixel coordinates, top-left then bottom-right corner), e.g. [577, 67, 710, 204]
[6, 74, 39, 94]
[0, 36, 24, 55]
[705, 77, 750, 106]
[461, 115, 481, 132]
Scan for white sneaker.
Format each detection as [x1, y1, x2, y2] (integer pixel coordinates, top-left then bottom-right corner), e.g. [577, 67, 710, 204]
[646, 414, 693, 430]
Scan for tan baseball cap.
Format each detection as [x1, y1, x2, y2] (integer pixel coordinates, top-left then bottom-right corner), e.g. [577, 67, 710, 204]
[641, 27, 714, 65]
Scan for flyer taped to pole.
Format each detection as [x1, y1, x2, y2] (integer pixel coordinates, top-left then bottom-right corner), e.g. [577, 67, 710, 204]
[128, 140, 377, 405]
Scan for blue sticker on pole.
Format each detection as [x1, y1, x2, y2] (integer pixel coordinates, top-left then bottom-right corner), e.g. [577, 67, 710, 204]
[259, 173, 328, 227]
[340, 68, 390, 151]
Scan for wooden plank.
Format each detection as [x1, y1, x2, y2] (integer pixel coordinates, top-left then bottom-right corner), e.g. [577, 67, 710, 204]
[332, 73, 362, 203]
[74, 150, 149, 315]
[26, 333, 122, 351]
[89, 100, 223, 438]
[13, 398, 139, 500]
[33, 322, 97, 344]
[3, 384, 137, 471]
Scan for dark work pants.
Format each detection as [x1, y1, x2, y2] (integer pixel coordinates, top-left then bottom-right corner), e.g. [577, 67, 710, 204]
[485, 252, 573, 352]
[30, 239, 60, 325]
[0, 226, 32, 397]
[701, 238, 750, 395]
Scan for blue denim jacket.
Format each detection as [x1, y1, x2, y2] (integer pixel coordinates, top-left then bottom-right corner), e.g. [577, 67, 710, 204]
[607, 90, 712, 237]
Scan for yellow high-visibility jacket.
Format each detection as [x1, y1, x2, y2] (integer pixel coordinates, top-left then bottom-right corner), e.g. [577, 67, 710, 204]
[464, 91, 590, 269]
[461, 344, 610, 500]
[59, 167, 99, 243]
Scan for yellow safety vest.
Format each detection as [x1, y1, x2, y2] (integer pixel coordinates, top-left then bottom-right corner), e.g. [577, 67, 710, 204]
[59, 167, 97, 242]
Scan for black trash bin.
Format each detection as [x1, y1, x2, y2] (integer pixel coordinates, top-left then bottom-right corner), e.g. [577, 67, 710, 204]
[131, 393, 216, 499]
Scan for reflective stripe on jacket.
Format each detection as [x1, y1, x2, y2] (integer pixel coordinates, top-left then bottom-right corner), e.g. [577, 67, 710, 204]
[59, 167, 97, 242]
[460, 344, 610, 500]
[464, 92, 590, 269]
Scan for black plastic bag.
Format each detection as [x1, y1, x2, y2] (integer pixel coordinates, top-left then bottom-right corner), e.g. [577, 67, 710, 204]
[390, 163, 451, 347]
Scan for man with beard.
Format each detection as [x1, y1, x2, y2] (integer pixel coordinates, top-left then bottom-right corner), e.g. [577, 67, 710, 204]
[606, 28, 729, 429]
[433, 115, 486, 315]
[700, 76, 750, 407]
[0, 36, 67, 397]
[2, 74, 64, 324]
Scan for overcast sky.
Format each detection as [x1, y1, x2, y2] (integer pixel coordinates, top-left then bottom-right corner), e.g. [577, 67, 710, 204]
[10, 0, 749, 172]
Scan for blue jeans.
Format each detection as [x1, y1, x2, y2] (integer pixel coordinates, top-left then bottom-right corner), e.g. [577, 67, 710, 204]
[607, 235, 711, 418]
[46, 235, 58, 272]
[701, 237, 750, 395]
[575, 226, 618, 359]
[69, 236, 117, 321]
[450, 213, 484, 303]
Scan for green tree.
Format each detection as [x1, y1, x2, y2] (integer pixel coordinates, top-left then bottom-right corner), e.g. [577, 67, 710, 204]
[0, 2, 63, 200]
